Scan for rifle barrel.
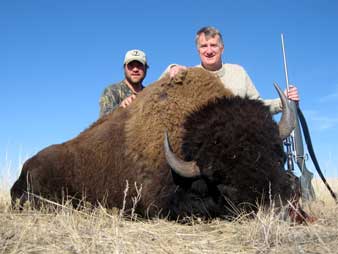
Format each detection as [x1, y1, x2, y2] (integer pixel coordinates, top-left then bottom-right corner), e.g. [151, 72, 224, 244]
[281, 33, 294, 172]
[281, 34, 290, 91]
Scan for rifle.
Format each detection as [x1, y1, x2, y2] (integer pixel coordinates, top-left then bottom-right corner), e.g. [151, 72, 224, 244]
[280, 34, 316, 201]
[280, 34, 338, 203]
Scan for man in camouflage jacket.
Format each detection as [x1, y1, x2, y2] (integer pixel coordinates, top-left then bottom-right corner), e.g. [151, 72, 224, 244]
[99, 49, 148, 117]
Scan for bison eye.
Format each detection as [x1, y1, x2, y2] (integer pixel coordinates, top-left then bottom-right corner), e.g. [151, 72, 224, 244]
[277, 156, 285, 167]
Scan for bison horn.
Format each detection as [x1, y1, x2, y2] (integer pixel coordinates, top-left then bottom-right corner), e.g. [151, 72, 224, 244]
[274, 83, 296, 140]
[164, 131, 201, 178]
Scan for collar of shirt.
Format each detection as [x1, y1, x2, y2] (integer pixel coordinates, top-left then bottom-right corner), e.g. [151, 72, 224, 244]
[197, 64, 226, 79]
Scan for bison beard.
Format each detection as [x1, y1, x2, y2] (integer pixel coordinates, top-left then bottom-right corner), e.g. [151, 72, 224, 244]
[11, 68, 303, 221]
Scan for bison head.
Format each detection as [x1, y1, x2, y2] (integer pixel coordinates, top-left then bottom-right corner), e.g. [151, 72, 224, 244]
[164, 84, 297, 219]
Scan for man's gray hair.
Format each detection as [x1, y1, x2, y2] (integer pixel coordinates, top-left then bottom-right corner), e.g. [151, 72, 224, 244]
[195, 26, 224, 47]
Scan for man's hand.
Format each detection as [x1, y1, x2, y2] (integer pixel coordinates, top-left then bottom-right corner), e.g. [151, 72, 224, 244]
[169, 65, 187, 78]
[285, 85, 300, 102]
[120, 94, 137, 108]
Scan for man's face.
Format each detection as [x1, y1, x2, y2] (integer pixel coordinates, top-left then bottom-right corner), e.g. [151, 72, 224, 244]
[124, 61, 146, 85]
[197, 34, 224, 71]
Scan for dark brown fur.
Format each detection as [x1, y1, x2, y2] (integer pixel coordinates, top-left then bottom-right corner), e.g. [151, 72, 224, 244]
[11, 68, 298, 219]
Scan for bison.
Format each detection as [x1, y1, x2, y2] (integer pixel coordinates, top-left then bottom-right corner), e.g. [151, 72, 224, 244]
[11, 68, 308, 221]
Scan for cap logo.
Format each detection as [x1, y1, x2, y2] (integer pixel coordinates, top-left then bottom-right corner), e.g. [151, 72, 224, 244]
[132, 50, 140, 56]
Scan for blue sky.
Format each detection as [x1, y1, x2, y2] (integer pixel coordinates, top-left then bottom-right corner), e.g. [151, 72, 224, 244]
[1, 0, 338, 182]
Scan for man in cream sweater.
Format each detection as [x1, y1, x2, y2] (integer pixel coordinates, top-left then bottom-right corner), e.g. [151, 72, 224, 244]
[161, 26, 299, 114]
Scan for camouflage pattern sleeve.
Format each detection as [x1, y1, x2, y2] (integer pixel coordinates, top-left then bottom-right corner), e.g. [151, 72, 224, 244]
[99, 82, 133, 117]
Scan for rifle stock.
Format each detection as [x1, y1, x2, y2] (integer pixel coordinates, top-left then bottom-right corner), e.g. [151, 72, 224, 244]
[290, 101, 316, 201]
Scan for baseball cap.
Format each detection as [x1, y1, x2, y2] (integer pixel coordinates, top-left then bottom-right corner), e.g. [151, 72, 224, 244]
[124, 49, 147, 66]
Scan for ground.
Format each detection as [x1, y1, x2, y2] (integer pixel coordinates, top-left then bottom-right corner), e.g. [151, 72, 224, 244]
[1, 179, 338, 254]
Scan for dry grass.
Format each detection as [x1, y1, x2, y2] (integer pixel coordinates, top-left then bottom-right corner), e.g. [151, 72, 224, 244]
[1, 178, 338, 254]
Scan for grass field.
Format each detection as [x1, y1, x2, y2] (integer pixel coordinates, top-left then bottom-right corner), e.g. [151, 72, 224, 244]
[1, 165, 338, 253]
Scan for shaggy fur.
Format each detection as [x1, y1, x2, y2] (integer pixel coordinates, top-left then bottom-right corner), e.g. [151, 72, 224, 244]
[180, 96, 294, 212]
[11, 68, 297, 219]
